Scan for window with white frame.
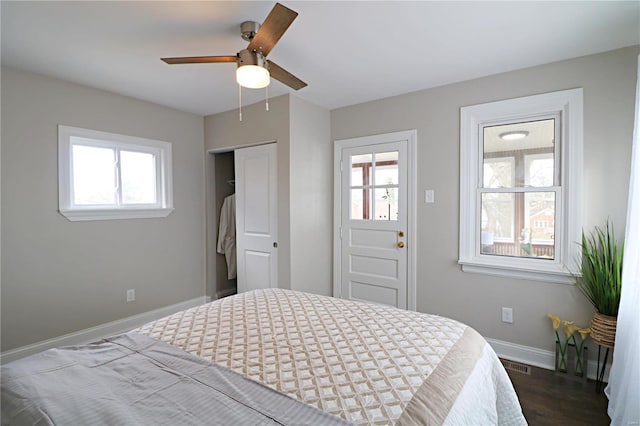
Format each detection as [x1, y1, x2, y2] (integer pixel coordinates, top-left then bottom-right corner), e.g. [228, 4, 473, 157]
[58, 125, 173, 221]
[459, 89, 583, 283]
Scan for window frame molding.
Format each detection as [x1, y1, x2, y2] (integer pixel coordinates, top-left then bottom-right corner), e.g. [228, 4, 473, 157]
[58, 125, 174, 222]
[459, 88, 583, 284]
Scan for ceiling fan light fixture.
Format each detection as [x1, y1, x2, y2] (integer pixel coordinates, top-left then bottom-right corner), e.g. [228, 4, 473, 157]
[236, 65, 270, 89]
[236, 49, 270, 89]
[161, 4, 306, 93]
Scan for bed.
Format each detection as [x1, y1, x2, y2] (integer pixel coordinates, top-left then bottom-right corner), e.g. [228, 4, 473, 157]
[2, 289, 526, 425]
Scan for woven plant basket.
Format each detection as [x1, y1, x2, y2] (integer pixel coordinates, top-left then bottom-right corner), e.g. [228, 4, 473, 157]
[590, 311, 617, 349]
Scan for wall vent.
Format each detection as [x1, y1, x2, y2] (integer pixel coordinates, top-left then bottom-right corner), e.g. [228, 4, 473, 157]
[501, 359, 532, 375]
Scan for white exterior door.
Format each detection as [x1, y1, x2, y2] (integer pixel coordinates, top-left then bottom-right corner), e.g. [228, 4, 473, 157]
[235, 143, 278, 293]
[334, 131, 416, 310]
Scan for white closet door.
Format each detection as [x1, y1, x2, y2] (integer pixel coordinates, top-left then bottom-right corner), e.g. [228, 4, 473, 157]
[235, 143, 278, 292]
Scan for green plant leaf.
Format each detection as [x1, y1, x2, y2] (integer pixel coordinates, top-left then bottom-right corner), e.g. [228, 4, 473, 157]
[574, 220, 623, 316]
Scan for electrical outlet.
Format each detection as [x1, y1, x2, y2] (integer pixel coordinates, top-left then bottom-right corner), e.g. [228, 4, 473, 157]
[502, 307, 513, 323]
[126, 289, 135, 302]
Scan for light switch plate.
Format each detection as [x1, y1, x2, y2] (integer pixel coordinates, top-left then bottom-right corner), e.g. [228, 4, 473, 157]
[424, 189, 435, 203]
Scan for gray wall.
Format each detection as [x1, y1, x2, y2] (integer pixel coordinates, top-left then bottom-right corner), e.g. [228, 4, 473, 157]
[331, 46, 639, 353]
[205, 95, 292, 290]
[204, 95, 332, 295]
[1, 67, 206, 351]
[2, 45, 636, 356]
[289, 96, 332, 295]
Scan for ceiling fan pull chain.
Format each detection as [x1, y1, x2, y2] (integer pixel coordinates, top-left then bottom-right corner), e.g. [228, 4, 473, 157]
[265, 85, 269, 112]
[238, 84, 243, 121]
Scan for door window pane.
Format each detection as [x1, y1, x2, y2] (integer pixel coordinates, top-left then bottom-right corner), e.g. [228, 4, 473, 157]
[349, 151, 400, 221]
[351, 188, 366, 220]
[351, 154, 372, 188]
[351, 166, 363, 187]
[72, 145, 116, 205]
[351, 153, 371, 189]
[374, 151, 398, 185]
[351, 154, 372, 165]
[121, 151, 157, 204]
[374, 188, 398, 221]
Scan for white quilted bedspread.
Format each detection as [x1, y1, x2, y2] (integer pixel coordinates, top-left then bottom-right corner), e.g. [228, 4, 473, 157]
[137, 289, 525, 425]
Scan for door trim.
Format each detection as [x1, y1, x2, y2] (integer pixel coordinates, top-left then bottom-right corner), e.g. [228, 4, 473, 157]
[333, 130, 417, 311]
[207, 139, 277, 155]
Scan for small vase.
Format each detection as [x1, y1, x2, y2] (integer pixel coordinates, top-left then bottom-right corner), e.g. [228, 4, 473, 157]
[555, 340, 588, 381]
[591, 311, 617, 349]
[555, 340, 568, 373]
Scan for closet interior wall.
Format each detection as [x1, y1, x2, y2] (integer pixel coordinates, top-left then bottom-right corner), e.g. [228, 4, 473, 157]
[207, 151, 237, 299]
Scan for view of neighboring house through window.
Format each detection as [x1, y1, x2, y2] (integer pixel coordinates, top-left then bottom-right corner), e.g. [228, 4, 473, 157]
[481, 118, 558, 260]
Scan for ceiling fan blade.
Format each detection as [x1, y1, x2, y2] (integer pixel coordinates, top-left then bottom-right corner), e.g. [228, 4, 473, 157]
[267, 60, 307, 90]
[247, 3, 297, 56]
[161, 56, 237, 64]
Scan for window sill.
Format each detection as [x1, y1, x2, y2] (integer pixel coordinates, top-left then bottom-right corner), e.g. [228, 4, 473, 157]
[458, 258, 576, 284]
[60, 208, 174, 222]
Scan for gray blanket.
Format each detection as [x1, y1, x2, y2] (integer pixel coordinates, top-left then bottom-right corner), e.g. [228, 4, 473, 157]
[1, 332, 351, 425]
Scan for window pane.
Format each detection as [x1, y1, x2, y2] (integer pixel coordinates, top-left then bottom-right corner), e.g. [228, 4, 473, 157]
[525, 192, 555, 259]
[350, 153, 371, 188]
[483, 157, 514, 188]
[350, 151, 399, 221]
[120, 151, 157, 204]
[72, 145, 116, 205]
[374, 151, 398, 185]
[525, 154, 554, 187]
[351, 154, 372, 165]
[481, 193, 515, 247]
[481, 191, 555, 259]
[351, 188, 367, 220]
[483, 119, 555, 188]
[351, 166, 363, 187]
[374, 187, 398, 221]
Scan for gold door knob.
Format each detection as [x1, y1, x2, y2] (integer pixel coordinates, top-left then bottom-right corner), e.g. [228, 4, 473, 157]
[398, 231, 405, 237]
[397, 241, 405, 248]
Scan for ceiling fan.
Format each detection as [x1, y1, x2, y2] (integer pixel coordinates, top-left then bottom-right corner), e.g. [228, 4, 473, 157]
[161, 3, 306, 91]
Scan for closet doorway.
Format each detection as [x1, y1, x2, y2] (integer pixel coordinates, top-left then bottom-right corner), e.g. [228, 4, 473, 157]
[208, 143, 278, 299]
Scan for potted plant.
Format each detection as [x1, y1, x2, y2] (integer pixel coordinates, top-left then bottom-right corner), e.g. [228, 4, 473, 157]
[575, 221, 624, 349]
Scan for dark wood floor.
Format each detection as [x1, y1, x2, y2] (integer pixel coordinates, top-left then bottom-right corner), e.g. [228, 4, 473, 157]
[505, 363, 610, 425]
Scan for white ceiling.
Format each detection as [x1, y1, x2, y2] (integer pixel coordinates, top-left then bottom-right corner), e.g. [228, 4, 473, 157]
[2, 1, 639, 116]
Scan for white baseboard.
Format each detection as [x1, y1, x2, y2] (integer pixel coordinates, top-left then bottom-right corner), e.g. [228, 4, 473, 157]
[1, 296, 210, 364]
[487, 338, 555, 370]
[487, 337, 611, 382]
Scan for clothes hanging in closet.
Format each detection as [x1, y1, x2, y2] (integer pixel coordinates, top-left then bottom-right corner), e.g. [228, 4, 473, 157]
[217, 194, 236, 279]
